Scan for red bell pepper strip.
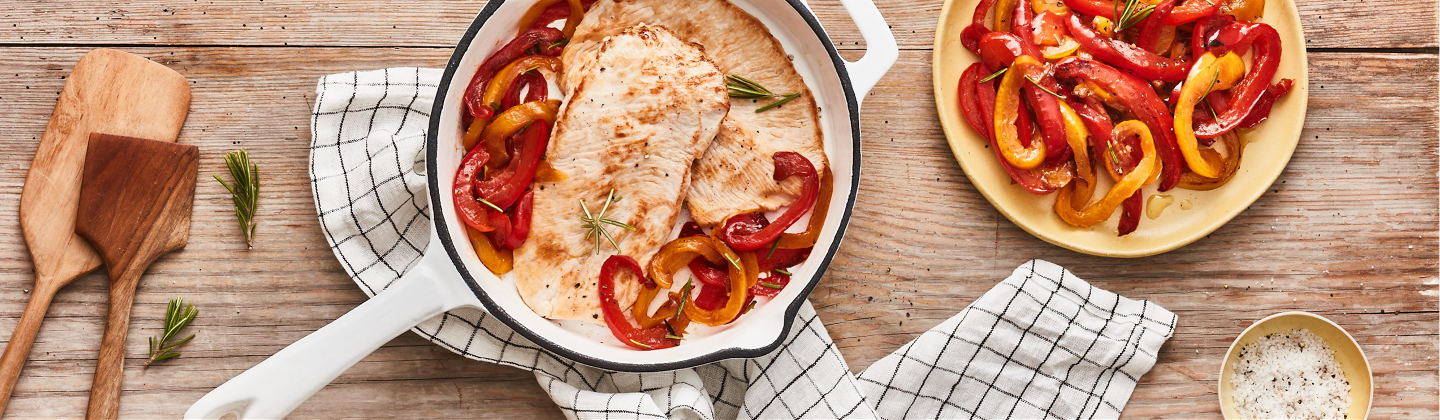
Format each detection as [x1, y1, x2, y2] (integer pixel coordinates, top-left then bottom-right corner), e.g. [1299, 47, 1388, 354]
[477, 120, 551, 210]
[1191, 15, 1236, 59]
[960, 0, 1000, 53]
[719, 152, 820, 251]
[462, 27, 565, 120]
[959, 63, 995, 140]
[501, 72, 548, 110]
[1137, 0, 1179, 54]
[1238, 79, 1294, 128]
[1055, 57, 1185, 191]
[454, 144, 494, 232]
[978, 32, 1030, 72]
[1067, 0, 1221, 25]
[1066, 14, 1192, 82]
[1193, 21, 1283, 138]
[598, 255, 678, 350]
[1118, 192, 1142, 236]
[503, 190, 534, 249]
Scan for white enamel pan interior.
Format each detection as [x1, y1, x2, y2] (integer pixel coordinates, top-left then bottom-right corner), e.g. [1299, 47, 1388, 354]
[186, 1, 896, 418]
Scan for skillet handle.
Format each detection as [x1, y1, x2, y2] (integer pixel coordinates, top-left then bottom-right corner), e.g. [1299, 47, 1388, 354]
[837, 0, 899, 103]
[184, 249, 475, 420]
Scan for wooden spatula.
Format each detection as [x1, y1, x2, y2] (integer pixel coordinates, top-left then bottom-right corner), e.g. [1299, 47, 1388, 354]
[75, 133, 199, 420]
[0, 48, 189, 417]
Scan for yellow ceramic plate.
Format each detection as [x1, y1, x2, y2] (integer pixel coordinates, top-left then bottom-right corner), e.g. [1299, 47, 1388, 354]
[932, 0, 1309, 257]
[1218, 312, 1372, 419]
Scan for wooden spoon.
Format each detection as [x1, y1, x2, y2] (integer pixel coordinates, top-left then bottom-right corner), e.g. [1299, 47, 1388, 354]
[75, 133, 199, 420]
[0, 48, 189, 417]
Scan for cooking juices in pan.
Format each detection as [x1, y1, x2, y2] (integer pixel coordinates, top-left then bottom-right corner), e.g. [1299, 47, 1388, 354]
[451, 0, 835, 350]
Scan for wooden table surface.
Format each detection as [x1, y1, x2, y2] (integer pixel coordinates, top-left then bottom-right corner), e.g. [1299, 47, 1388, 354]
[0, 0, 1435, 418]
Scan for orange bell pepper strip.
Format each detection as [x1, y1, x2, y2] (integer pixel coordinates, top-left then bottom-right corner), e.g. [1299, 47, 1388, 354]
[1175, 52, 1246, 179]
[1054, 120, 1158, 227]
[993, 55, 1049, 170]
[1055, 101, 1095, 211]
[477, 100, 559, 172]
[1178, 131, 1244, 190]
[648, 236, 748, 326]
[775, 169, 833, 250]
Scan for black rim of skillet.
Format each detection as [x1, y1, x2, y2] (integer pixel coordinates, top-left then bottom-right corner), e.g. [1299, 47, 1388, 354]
[427, 0, 862, 372]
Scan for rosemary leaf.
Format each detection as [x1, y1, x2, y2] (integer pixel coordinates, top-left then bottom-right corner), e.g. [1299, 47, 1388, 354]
[766, 240, 779, 259]
[629, 339, 653, 349]
[1025, 75, 1066, 99]
[759, 282, 782, 289]
[664, 334, 684, 340]
[775, 268, 792, 275]
[478, 197, 505, 213]
[215, 150, 259, 248]
[980, 67, 1008, 83]
[755, 93, 801, 113]
[145, 297, 198, 368]
[723, 253, 743, 271]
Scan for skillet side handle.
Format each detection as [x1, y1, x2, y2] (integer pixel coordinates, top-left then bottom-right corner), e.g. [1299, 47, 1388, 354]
[837, 0, 899, 103]
[184, 250, 474, 420]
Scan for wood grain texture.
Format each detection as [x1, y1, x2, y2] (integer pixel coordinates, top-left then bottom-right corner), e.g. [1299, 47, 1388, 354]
[75, 134, 199, 420]
[0, 48, 190, 418]
[0, 0, 1433, 419]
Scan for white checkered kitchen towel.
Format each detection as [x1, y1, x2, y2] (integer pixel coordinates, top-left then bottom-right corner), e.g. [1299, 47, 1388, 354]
[309, 68, 1178, 419]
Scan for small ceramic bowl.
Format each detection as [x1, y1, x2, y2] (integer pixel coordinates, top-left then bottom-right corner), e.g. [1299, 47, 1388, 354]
[1218, 311, 1372, 419]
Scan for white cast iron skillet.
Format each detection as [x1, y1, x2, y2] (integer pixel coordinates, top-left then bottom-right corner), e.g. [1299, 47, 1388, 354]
[186, 0, 896, 418]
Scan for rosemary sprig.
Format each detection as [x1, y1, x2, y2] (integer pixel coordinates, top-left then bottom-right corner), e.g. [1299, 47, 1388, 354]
[145, 297, 198, 368]
[1113, 0, 1156, 33]
[214, 150, 259, 249]
[726, 74, 802, 113]
[980, 67, 1008, 83]
[580, 189, 635, 253]
[1201, 66, 1222, 120]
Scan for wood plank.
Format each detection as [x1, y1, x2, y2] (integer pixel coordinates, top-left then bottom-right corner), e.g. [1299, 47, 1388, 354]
[0, 46, 1433, 420]
[0, 0, 1433, 50]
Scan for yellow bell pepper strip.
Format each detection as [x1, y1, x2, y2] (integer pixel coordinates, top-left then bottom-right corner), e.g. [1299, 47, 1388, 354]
[1175, 52, 1246, 179]
[478, 100, 559, 173]
[1054, 120, 1158, 227]
[775, 169, 833, 250]
[1220, 0, 1265, 22]
[646, 236, 748, 327]
[466, 226, 512, 275]
[598, 255, 678, 350]
[993, 55, 1051, 170]
[1178, 131, 1243, 190]
[1055, 101, 1095, 211]
[993, 0, 1017, 32]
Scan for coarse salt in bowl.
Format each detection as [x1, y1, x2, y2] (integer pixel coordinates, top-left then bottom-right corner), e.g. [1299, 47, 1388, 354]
[1219, 311, 1372, 419]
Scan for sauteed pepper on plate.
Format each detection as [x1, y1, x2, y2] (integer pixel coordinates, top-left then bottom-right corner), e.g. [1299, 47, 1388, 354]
[955, 0, 1292, 235]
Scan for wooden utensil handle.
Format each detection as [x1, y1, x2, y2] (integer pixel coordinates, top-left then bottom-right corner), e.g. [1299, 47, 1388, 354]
[0, 280, 62, 417]
[86, 271, 142, 420]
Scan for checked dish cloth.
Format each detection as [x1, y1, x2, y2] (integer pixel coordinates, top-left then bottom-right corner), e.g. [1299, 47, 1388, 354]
[309, 68, 1178, 419]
